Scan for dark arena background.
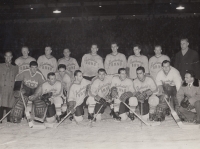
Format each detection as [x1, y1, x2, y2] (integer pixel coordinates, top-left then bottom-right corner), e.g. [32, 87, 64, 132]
[0, 1, 200, 149]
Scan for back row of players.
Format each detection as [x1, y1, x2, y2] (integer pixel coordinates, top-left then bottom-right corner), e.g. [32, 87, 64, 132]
[8, 39, 200, 124]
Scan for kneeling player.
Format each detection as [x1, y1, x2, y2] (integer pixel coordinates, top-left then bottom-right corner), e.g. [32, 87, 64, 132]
[87, 69, 113, 121]
[110, 68, 136, 121]
[68, 70, 91, 122]
[133, 66, 159, 121]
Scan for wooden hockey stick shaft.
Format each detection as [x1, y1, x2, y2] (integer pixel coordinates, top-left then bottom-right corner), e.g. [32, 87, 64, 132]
[90, 104, 104, 127]
[122, 102, 150, 126]
[141, 102, 143, 128]
[0, 110, 11, 122]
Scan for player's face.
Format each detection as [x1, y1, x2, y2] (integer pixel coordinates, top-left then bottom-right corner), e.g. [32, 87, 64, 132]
[48, 75, 56, 85]
[119, 70, 127, 80]
[21, 47, 29, 57]
[137, 70, 145, 81]
[91, 45, 98, 54]
[98, 71, 106, 81]
[111, 44, 118, 53]
[133, 47, 141, 55]
[58, 68, 66, 76]
[162, 62, 171, 74]
[154, 47, 162, 56]
[30, 65, 38, 74]
[4, 52, 13, 63]
[180, 40, 189, 50]
[63, 49, 70, 57]
[76, 72, 83, 82]
[185, 73, 193, 84]
[45, 47, 52, 56]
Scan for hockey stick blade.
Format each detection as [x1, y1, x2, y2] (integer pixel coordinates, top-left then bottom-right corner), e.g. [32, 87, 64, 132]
[123, 102, 160, 126]
[89, 105, 104, 128]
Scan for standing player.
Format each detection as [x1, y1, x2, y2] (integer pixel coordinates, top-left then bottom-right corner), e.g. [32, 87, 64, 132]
[110, 68, 136, 121]
[155, 60, 182, 121]
[127, 44, 149, 79]
[133, 67, 159, 121]
[15, 46, 36, 73]
[104, 42, 127, 75]
[37, 46, 57, 79]
[68, 70, 91, 122]
[87, 69, 113, 121]
[81, 44, 104, 81]
[149, 45, 170, 80]
[58, 48, 79, 79]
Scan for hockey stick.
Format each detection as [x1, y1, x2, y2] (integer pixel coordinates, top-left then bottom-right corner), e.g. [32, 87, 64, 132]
[54, 105, 77, 128]
[89, 104, 104, 128]
[164, 96, 199, 129]
[122, 102, 160, 126]
[0, 110, 11, 123]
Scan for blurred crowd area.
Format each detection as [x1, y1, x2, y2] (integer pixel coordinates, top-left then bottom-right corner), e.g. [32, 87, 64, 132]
[0, 15, 200, 65]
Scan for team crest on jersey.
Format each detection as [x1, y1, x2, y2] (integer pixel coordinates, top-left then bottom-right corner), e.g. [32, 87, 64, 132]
[24, 79, 38, 88]
[19, 63, 29, 71]
[85, 59, 98, 67]
[75, 86, 87, 98]
[67, 64, 76, 71]
[135, 85, 149, 92]
[151, 62, 162, 70]
[41, 63, 53, 71]
[130, 61, 142, 68]
[110, 59, 123, 67]
[98, 83, 110, 95]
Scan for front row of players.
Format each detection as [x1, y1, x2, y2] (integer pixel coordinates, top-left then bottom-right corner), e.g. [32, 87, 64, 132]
[9, 60, 200, 125]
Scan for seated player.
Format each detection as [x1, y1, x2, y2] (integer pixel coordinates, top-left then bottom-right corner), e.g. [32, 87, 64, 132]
[110, 68, 136, 121]
[68, 70, 91, 122]
[133, 66, 159, 121]
[87, 69, 113, 121]
[177, 70, 200, 124]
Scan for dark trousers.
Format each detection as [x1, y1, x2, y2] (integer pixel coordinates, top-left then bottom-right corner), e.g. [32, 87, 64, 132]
[0, 106, 11, 122]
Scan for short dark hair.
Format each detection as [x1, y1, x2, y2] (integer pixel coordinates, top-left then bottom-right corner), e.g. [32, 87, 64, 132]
[136, 66, 145, 73]
[181, 38, 189, 43]
[118, 68, 126, 74]
[91, 44, 98, 48]
[154, 45, 162, 49]
[22, 46, 29, 50]
[29, 61, 38, 67]
[58, 64, 66, 70]
[47, 72, 55, 79]
[4, 51, 12, 56]
[133, 44, 142, 50]
[185, 70, 195, 78]
[111, 42, 118, 46]
[74, 70, 82, 77]
[162, 60, 171, 66]
[98, 68, 107, 74]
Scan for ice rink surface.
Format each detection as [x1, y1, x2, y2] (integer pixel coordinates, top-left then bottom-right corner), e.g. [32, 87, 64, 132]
[0, 107, 200, 149]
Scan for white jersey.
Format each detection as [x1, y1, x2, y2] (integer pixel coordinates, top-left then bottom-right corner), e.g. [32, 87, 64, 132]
[156, 66, 182, 91]
[37, 55, 58, 79]
[58, 57, 79, 74]
[15, 56, 36, 73]
[149, 55, 170, 80]
[81, 54, 104, 77]
[133, 76, 157, 93]
[90, 75, 113, 98]
[68, 78, 91, 106]
[111, 76, 135, 97]
[41, 80, 62, 97]
[127, 55, 149, 79]
[104, 53, 127, 75]
[55, 72, 71, 92]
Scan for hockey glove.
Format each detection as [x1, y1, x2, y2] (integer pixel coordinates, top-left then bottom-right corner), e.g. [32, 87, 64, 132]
[94, 95, 107, 106]
[143, 89, 153, 97]
[135, 92, 147, 103]
[120, 91, 134, 103]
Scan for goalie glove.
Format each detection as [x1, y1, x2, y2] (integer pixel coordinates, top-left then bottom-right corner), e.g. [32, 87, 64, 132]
[94, 95, 107, 106]
[135, 92, 147, 103]
[110, 87, 118, 99]
[120, 91, 134, 103]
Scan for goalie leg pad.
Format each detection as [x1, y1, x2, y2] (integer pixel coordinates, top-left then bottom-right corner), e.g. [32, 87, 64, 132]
[33, 99, 47, 122]
[138, 100, 149, 115]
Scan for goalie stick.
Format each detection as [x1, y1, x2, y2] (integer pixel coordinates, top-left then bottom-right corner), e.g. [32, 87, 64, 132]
[122, 102, 160, 126]
[164, 96, 199, 129]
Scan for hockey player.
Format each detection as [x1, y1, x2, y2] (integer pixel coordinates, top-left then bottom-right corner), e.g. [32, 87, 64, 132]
[81, 44, 104, 81]
[68, 70, 91, 122]
[15, 46, 36, 74]
[133, 66, 159, 121]
[127, 44, 149, 79]
[58, 48, 79, 79]
[176, 70, 200, 124]
[104, 42, 127, 75]
[30, 72, 64, 122]
[87, 69, 113, 121]
[110, 68, 136, 121]
[155, 60, 182, 121]
[149, 45, 170, 80]
[37, 46, 57, 79]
